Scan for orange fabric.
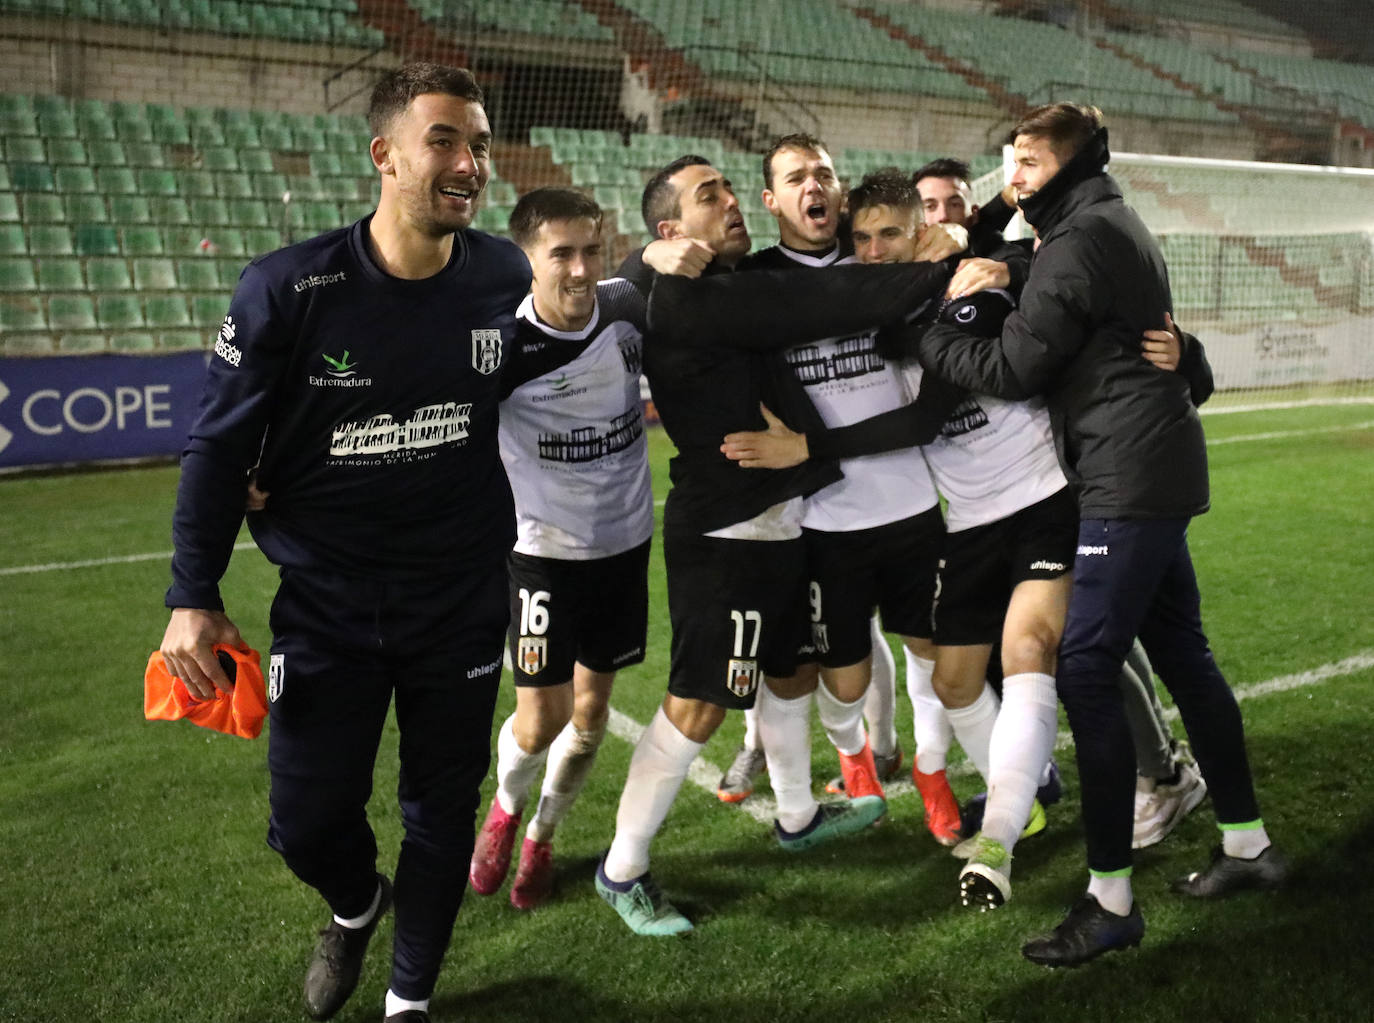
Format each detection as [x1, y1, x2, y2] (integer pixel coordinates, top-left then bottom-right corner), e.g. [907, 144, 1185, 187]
[144, 643, 268, 740]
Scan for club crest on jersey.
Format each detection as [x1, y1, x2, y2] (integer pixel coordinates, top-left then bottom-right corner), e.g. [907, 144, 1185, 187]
[518, 636, 548, 677]
[268, 653, 285, 702]
[618, 337, 642, 376]
[726, 658, 759, 698]
[472, 329, 503, 375]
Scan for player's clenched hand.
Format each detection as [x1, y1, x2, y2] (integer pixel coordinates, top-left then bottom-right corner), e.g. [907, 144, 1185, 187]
[946, 257, 1010, 299]
[1141, 312, 1182, 371]
[912, 223, 969, 263]
[721, 404, 808, 469]
[160, 608, 244, 701]
[643, 238, 715, 278]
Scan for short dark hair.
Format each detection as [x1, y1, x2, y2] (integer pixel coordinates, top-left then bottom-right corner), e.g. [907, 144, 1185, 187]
[847, 168, 918, 219]
[508, 187, 603, 249]
[368, 62, 485, 138]
[762, 132, 828, 191]
[1010, 103, 1103, 161]
[913, 157, 972, 189]
[641, 154, 712, 236]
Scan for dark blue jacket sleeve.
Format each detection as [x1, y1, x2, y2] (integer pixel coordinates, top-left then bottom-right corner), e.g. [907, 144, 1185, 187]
[166, 264, 294, 610]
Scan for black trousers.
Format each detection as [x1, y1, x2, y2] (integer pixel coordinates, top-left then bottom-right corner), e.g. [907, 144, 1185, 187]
[1058, 517, 1260, 874]
[265, 563, 507, 1000]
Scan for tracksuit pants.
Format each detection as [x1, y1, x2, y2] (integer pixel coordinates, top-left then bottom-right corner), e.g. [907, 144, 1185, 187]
[264, 563, 507, 1000]
[1057, 517, 1260, 874]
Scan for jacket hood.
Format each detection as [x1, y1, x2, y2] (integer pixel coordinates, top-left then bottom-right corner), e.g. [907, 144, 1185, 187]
[1018, 127, 1112, 235]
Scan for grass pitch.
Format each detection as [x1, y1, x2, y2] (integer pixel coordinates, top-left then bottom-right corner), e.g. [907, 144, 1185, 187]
[0, 402, 1371, 1023]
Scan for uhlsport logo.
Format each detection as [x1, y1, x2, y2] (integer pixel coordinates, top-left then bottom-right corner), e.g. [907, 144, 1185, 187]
[310, 350, 373, 389]
[214, 316, 242, 367]
[472, 329, 503, 375]
[1077, 545, 1109, 557]
[293, 270, 346, 293]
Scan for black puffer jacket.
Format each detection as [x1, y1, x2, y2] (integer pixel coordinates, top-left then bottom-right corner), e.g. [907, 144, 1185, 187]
[918, 129, 1210, 520]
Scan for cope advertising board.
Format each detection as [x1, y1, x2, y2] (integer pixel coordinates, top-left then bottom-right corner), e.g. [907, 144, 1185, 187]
[0, 352, 209, 469]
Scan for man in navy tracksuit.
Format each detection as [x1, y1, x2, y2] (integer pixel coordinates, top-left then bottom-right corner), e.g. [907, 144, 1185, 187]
[919, 102, 1286, 967]
[158, 64, 530, 1023]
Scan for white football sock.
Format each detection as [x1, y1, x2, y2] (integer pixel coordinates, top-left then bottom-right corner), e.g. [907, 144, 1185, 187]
[1221, 822, 1271, 859]
[815, 680, 867, 757]
[332, 879, 381, 929]
[757, 684, 818, 833]
[741, 705, 762, 753]
[494, 713, 548, 817]
[603, 707, 702, 883]
[865, 616, 899, 759]
[1087, 873, 1134, 916]
[944, 683, 1000, 784]
[981, 672, 1058, 852]
[906, 650, 951, 775]
[385, 991, 430, 1017]
[527, 721, 606, 844]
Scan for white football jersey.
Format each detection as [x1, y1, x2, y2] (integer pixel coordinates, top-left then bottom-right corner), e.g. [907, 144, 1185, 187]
[769, 246, 939, 532]
[897, 361, 1067, 532]
[499, 282, 653, 559]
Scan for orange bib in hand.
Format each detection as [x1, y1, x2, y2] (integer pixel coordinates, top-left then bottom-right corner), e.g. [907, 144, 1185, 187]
[144, 643, 268, 740]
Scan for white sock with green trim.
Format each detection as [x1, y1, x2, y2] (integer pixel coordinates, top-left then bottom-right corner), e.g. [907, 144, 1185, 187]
[1087, 871, 1134, 916]
[1221, 820, 1271, 859]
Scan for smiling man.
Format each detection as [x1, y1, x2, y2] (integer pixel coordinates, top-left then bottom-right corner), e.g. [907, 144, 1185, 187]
[467, 188, 653, 913]
[157, 63, 530, 1023]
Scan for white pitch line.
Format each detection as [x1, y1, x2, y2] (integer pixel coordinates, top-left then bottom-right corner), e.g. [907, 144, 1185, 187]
[1208, 419, 1374, 446]
[1203, 395, 1374, 415]
[606, 650, 1374, 820]
[0, 540, 258, 576]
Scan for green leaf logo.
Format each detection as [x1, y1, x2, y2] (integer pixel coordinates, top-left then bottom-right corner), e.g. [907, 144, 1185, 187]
[322, 350, 356, 376]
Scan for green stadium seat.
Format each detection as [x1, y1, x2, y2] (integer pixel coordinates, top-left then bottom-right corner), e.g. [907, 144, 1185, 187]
[0, 166, 8, 191]
[114, 118, 155, 143]
[310, 153, 344, 176]
[96, 167, 138, 195]
[189, 198, 231, 225]
[252, 173, 289, 200]
[145, 295, 191, 328]
[121, 226, 164, 256]
[30, 95, 70, 118]
[58, 333, 107, 354]
[175, 171, 217, 197]
[244, 228, 282, 257]
[293, 128, 326, 152]
[239, 150, 275, 174]
[149, 197, 191, 226]
[150, 122, 191, 146]
[0, 195, 17, 224]
[46, 139, 88, 165]
[285, 176, 325, 201]
[75, 114, 117, 141]
[201, 148, 239, 172]
[159, 329, 206, 351]
[174, 258, 219, 291]
[85, 140, 126, 166]
[110, 331, 157, 352]
[54, 166, 98, 194]
[10, 162, 55, 191]
[189, 293, 228, 327]
[97, 294, 145, 329]
[216, 259, 245, 287]
[36, 257, 83, 291]
[22, 195, 66, 223]
[136, 169, 179, 197]
[0, 258, 37, 292]
[0, 112, 37, 138]
[5, 139, 45, 167]
[38, 112, 79, 138]
[122, 142, 166, 168]
[108, 195, 151, 224]
[0, 297, 46, 332]
[212, 172, 255, 199]
[49, 295, 98, 331]
[64, 195, 109, 224]
[74, 224, 120, 256]
[222, 124, 261, 149]
[133, 257, 178, 290]
[29, 226, 73, 256]
[0, 225, 25, 254]
[340, 201, 372, 224]
[86, 257, 133, 290]
[190, 122, 226, 147]
[205, 229, 247, 258]
[288, 201, 344, 233]
[226, 199, 270, 228]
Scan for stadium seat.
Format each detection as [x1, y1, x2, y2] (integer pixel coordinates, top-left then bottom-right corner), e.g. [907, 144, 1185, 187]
[11, 163, 55, 191]
[46, 139, 88, 165]
[206, 229, 247, 257]
[223, 124, 262, 149]
[190, 293, 229, 327]
[175, 171, 218, 197]
[55, 166, 98, 194]
[0, 257, 37, 292]
[149, 197, 192, 226]
[35, 257, 84, 291]
[0, 296, 46, 332]
[175, 258, 220, 291]
[136, 169, 179, 197]
[96, 167, 139, 195]
[190, 198, 232, 225]
[22, 195, 67, 223]
[0, 195, 17, 224]
[239, 150, 275, 174]
[110, 331, 157, 351]
[190, 122, 226, 147]
[5, 137, 47, 164]
[245, 228, 284, 256]
[121, 227, 164, 256]
[122, 142, 166, 168]
[58, 333, 108, 354]
[146, 295, 191, 328]
[29, 226, 74, 256]
[64, 195, 109, 224]
[226, 199, 270, 228]
[49, 295, 98, 331]
[151, 121, 191, 146]
[213, 172, 255, 199]
[38, 111, 79, 138]
[108, 195, 152, 224]
[86, 257, 133, 291]
[114, 118, 155, 143]
[133, 257, 178, 290]
[97, 294, 145, 329]
[201, 147, 240, 172]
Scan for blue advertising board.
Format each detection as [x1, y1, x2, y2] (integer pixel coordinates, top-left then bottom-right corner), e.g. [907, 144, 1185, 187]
[0, 352, 210, 469]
